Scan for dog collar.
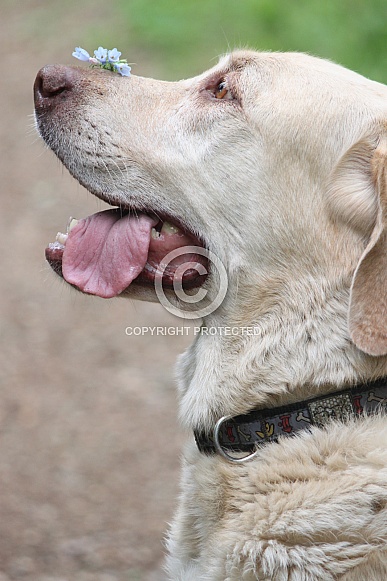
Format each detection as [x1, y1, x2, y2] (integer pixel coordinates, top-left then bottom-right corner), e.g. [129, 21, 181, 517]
[194, 377, 387, 462]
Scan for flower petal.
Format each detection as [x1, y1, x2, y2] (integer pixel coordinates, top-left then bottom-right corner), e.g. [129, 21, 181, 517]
[94, 47, 108, 63]
[72, 47, 90, 61]
[114, 63, 132, 77]
[108, 48, 122, 63]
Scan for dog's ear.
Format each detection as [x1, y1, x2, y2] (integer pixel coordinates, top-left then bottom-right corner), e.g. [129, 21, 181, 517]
[349, 132, 387, 356]
[328, 129, 387, 356]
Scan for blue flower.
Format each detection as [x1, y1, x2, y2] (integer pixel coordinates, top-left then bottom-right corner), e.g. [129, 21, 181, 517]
[72, 46, 131, 78]
[94, 47, 108, 64]
[108, 48, 122, 63]
[72, 47, 91, 62]
[114, 63, 132, 77]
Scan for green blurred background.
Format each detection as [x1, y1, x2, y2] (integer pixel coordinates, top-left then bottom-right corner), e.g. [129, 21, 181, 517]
[81, 0, 387, 81]
[2, 1, 387, 580]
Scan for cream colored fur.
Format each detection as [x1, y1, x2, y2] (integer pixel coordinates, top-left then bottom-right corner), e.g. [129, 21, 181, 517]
[37, 51, 387, 579]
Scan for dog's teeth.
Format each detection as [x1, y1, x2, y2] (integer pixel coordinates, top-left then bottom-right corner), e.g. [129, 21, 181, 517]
[66, 217, 79, 233]
[56, 232, 68, 245]
[151, 227, 161, 239]
[161, 221, 180, 235]
[49, 241, 65, 250]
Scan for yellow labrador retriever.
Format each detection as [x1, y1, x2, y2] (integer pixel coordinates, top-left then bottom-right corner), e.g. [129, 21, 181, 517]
[34, 51, 387, 580]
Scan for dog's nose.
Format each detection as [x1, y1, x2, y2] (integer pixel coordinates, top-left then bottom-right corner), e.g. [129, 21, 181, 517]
[34, 65, 80, 109]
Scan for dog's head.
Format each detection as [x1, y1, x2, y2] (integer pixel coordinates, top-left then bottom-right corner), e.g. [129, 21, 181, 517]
[34, 51, 387, 356]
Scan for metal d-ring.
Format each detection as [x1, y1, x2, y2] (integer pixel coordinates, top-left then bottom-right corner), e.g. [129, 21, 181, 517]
[213, 415, 261, 464]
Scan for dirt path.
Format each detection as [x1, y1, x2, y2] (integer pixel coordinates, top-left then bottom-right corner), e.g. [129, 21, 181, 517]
[0, 2, 193, 579]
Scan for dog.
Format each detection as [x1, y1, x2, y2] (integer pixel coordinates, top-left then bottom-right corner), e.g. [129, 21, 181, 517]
[34, 50, 387, 580]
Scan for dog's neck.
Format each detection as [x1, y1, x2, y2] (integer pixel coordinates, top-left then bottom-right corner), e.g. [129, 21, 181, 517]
[176, 272, 387, 432]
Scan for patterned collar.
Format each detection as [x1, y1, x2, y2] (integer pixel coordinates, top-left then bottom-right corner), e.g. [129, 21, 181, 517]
[194, 377, 387, 461]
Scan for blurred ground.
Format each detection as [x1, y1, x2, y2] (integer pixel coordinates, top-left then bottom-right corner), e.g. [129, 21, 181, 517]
[0, 2, 194, 579]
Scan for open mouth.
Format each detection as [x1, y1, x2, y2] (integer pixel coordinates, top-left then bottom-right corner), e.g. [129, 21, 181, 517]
[45, 207, 208, 299]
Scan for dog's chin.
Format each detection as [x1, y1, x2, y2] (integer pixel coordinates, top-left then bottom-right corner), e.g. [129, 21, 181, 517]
[45, 190, 209, 300]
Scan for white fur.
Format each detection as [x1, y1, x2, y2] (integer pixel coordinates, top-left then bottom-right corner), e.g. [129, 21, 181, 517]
[167, 417, 387, 580]
[37, 51, 387, 579]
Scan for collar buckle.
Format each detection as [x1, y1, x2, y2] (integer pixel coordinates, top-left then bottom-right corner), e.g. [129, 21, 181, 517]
[214, 415, 261, 463]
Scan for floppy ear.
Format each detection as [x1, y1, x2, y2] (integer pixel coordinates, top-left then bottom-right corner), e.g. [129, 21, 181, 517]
[347, 132, 387, 356]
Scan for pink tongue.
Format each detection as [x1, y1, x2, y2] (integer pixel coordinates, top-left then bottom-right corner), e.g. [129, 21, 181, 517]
[62, 209, 157, 298]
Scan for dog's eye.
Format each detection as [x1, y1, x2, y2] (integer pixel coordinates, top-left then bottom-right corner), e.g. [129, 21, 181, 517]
[215, 81, 229, 99]
[203, 76, 236, 102]
[213, 80, 235, 101]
